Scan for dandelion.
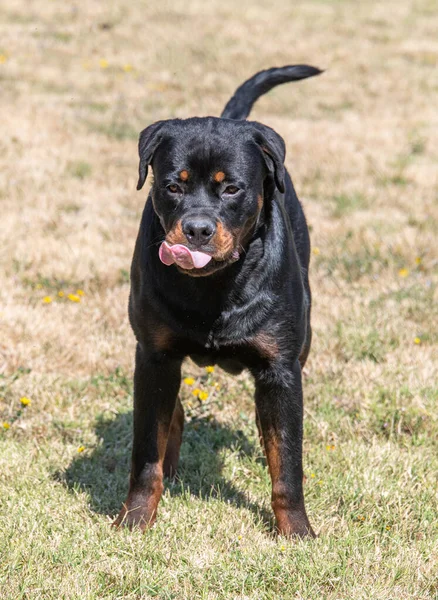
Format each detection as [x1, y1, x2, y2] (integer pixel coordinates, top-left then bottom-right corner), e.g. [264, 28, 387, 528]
[279, 545, 286, 552]
[310, 473, 315, 478]
[67, 293, 81, 302]
[312, 247, 320, 256]
[198, 391, 208, 402]
[77, 445, 85, 453]
[76, 289, 85, 296]
[183, 377, 195, 385]
[415, 257, 422, 265]
[414, 337, 421, 345]
[192, 388, 201, 397]
[99, 59, 109, 69]
[20, 397, 31, 406]
[58, 291, 65, 298]
[398, 268, 409, 277]
[237, 535, 242, 540]
[205, 366, 215, 374]
[3, 422, 10, 430]
[43, 296, 52, 304]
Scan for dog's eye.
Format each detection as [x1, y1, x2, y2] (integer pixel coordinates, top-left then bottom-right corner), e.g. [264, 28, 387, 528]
[223, 185, 240, 195]
[167, 184, 182, 194]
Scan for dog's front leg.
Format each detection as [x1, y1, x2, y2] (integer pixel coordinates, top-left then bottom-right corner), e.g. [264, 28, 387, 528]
[114, 343, 182, 530]
[254, 359, 315, 538]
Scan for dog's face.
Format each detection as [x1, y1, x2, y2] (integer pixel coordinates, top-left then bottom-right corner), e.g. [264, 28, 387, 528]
[137, 117, 286, 276]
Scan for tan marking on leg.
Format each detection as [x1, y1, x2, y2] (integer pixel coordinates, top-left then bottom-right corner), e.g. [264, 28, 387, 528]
[257, 194, 263, 211]
[264, 431, 314, 537]
[250, 332, 279, 361]
[213, 171, 226, 183]
[150, 322, 174, 353]
[179, 170, 189, 181]
[163, 398, 184, 478]
[114, 419, 175, 531]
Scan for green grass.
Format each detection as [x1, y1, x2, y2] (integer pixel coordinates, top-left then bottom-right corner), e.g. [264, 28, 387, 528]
[1, 363, 437, 599]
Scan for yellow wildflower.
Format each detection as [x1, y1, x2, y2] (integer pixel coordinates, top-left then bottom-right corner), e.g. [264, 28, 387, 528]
[183, 377, 195, 385]
[198, 391, 208, 402]
[415, 257, 422, 265]
[77, 445, 85, 453]
[214, 382, 221, 390]
[0, 54, 7, 64]
[398, 268, 409, 277]
[414, 337, 421, 345]
[58, 291, 65, 298]
[192, 388, 201, 397]
[312, 247, 320, 256]
[205, 366, 215, 374]
[123, 63, 133, 72]
[20, 397, 31, 406]
[43, 296, 52, 304]
[279, 545, 286, 552]
[76, 289, 85, 296]
[3, 422, 10, 430]
[67, 294, 80, 302]
[99, 59, 109, 69]
[386, 525, 391, 530]
[310, 473, 315, 478]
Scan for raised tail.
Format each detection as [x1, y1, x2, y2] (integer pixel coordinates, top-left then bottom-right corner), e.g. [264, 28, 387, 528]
[221, 64, 322, 121]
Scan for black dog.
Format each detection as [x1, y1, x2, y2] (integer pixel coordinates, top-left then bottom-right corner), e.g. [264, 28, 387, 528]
[114, 65, 322, 537]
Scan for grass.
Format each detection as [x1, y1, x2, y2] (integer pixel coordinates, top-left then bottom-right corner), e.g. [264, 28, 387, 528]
[1, 0, 437, 598]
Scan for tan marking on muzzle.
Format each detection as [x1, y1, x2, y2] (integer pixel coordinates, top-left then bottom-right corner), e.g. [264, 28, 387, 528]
[213, 222, 234, 259]
[166, 220, 186, 246]
[213, 171, 226, 183]
[257, 194, 263, 211]
[179, 170, 189, 181]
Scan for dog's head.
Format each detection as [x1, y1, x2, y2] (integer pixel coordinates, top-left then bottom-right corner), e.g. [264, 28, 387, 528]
[137, 117, 286, 276]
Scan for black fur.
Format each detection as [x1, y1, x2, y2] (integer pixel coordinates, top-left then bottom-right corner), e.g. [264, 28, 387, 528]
[114, 65, 322, 537]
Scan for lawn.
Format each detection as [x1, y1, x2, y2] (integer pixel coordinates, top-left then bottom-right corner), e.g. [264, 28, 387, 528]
[0, 0, 437, 598]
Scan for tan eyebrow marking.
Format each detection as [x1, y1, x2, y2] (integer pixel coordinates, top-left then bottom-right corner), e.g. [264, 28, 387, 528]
[213, 171, 226, 183]
[179, 170, 189, 181]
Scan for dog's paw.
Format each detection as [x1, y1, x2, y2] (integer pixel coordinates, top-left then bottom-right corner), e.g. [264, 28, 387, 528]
[112, 503, 156, 532]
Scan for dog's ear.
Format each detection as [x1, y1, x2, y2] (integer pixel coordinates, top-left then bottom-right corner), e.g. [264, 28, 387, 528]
[137, 121, 167, 190]
[250, 122, 286, 193]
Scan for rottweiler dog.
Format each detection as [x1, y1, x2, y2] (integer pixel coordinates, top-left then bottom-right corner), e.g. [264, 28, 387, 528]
[114, 65, 322, 537]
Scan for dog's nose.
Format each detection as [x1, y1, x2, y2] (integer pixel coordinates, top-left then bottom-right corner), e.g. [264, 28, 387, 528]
[182, 217, 216, 247]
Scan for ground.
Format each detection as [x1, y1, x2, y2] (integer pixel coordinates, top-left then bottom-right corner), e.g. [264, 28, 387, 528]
[0, 1, 437, 598]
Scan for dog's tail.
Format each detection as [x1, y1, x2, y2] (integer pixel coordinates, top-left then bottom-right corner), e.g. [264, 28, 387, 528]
[220, 65, 322, 121]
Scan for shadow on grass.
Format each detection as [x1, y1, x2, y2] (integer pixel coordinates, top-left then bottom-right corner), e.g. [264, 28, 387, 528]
[62, 410, 272, 528]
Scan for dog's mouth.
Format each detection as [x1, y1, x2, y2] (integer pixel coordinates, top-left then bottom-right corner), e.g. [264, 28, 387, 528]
[159, 241, 239, 275]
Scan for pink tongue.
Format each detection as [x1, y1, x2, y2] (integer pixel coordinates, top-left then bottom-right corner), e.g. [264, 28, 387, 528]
[159, 242, 212, 270]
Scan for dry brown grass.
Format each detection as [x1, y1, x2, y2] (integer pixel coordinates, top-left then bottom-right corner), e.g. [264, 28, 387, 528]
[1, 1, 437, 599]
